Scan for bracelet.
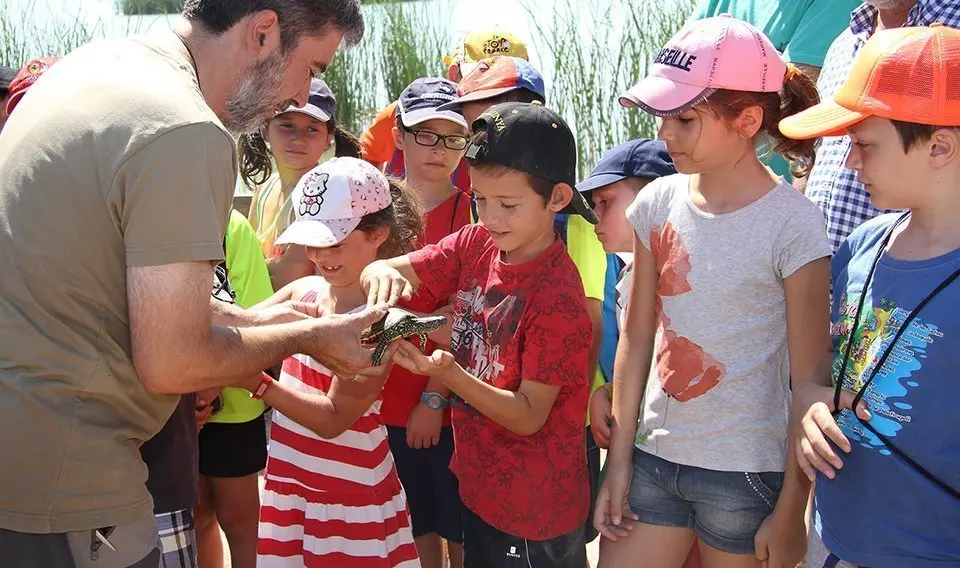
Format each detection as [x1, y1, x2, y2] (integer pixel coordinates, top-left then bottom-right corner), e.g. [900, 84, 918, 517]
[251, 372, 274, 400]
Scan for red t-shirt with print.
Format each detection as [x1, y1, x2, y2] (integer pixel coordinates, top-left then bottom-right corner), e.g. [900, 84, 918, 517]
[381, 191, 473, 427]
[408, 224, 592, 540]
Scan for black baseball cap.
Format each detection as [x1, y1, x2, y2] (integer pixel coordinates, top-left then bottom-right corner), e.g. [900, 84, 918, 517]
[465, 102, 598, 224]
[577, 139, 676, 196]
[0, 66, 17, 96]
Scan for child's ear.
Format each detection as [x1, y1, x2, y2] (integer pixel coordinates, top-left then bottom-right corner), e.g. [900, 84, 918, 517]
[366, 225, 391, 247]
[392, 126, 404, 151]
[929, 127, 960, 169]
[734, 105, 764, 140]
[547, 183, 574, 213]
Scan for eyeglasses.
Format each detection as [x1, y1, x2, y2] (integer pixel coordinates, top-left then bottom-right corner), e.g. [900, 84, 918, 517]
[401, 124, 469, 151]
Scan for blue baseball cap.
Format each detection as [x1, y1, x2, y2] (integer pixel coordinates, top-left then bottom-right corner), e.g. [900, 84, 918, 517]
[282, 78, 336, 122]
[398, 77, 467, 128]
[577, 139, 676, 195]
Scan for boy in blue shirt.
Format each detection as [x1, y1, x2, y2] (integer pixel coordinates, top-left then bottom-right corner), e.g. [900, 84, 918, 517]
[780, 24, 960, 568]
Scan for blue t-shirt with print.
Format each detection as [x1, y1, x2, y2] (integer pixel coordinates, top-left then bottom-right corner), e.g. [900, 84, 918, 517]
[815, 213, 960, 568]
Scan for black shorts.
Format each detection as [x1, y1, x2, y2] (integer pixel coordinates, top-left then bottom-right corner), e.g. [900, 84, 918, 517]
[387, 425, 463, 543]
[198, 413, 267, 478]
[461, 505, 586, 568]
[585, 426, 602, 543]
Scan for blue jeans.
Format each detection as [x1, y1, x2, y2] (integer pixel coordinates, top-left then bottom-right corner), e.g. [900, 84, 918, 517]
[628, 449, 783, 555]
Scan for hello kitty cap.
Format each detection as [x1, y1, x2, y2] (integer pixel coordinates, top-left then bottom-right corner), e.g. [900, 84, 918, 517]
[620, 15, 787, 117]
[275, 157, 392, 248]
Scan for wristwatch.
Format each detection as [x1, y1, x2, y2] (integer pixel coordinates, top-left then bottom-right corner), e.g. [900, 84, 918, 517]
[421, 392, 449, 410]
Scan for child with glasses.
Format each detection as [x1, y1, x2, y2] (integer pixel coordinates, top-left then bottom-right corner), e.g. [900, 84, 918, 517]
[381, 77, 472, 568]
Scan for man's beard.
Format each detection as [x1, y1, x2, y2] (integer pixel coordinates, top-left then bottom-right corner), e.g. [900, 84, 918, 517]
[223, 51, 290, 134]
[868, 0, 916, 11]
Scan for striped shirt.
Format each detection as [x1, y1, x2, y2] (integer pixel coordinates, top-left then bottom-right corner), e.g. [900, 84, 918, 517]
[807, 0, 960, 252]
[258, 352, 420, 567]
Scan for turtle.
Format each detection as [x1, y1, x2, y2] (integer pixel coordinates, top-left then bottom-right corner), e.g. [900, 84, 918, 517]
[360, 308, 448, 366]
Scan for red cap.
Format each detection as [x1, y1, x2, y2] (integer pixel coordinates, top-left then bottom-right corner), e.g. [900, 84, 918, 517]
[5, 57, 60, 115]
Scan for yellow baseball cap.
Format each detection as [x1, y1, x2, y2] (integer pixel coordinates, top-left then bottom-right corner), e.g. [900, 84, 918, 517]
[443, 27, 529, 70]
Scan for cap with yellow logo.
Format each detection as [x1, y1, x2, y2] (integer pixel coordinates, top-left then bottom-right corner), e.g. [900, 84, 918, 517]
[444, 27, 529, 74]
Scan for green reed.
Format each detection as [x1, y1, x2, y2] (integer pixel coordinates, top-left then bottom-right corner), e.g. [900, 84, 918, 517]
[528, 0, 695, 175]
[119, 0, 182, 15]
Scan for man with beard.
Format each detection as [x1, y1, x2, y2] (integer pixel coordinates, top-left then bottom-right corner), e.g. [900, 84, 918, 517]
[804, 0, 960, 252]
[0, 1, 393, 566]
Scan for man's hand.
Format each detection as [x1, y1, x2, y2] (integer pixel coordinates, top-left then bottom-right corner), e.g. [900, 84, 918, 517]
[794, 382, 871, 481]
[754, 508, 806, 568]
[306, 305, 395, 379]
[393, 340, 457, 379]
[589, 387, 612, 449]
[406, 400, 443, 449]
[250, 300, 324, 325]
[360, 262, 414, 307]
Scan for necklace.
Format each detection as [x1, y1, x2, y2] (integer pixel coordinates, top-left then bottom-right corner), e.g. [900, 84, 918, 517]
[834, 211, 960, 500]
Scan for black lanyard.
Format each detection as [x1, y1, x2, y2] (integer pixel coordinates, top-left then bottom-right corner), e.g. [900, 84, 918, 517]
[834, 212, 960, 500]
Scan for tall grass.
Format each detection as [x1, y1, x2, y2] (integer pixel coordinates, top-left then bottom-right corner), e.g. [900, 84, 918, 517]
[0, 0, 109, 67]
[2, 0, 695, 178]
[528, 0, 695, 175]
[323, 0, 449, 134]
[120, 0, 182, 15]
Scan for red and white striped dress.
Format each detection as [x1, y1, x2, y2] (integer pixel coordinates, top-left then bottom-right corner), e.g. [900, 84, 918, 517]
[257, 332, 421, 567]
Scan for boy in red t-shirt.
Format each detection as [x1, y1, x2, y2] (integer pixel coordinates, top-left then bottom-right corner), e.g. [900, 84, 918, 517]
[361, 102, 597, 567]
[381, 76, 471, 568]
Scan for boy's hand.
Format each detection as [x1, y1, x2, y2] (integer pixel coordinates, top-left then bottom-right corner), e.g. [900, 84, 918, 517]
[406, 400, 443, 449]
[589, 387, 612, 449]
[794, 382, 871, 481]
[393, 340, 457, 379]
[593, 460, 640, 541]
[754, 508, 806, 568]
[360, 262, 413, 307]
[194, 387, 222, 431]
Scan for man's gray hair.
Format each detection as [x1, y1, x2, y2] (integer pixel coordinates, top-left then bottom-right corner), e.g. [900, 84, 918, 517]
[182, 0, 364, 52]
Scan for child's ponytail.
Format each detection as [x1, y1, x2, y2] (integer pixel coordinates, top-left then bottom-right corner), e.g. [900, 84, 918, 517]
[705, 65, 820, 177]
[771, 67, 820, 177]
[355, 178, 424, 259]
[238, 131, 274, 188]
[332, 122, 363, 159]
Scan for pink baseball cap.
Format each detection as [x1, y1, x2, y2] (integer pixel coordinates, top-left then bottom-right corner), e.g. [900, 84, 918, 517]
[275, 157, 391, 248]
[620, 15, 787, 117]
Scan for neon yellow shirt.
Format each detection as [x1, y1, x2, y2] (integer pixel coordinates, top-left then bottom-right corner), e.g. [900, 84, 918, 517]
[209, 210, 275, 424]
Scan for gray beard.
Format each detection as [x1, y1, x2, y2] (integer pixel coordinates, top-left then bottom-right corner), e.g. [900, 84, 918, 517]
[223, 52, 289, 135]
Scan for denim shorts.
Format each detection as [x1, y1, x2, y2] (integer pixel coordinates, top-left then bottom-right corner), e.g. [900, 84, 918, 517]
[628, 449, 783, 555]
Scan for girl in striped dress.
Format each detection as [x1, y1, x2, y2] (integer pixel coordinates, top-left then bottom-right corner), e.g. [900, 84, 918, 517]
[239, 158, 428, 567]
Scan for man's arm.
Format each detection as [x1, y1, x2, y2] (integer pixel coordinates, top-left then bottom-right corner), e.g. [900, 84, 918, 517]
[129, 262, 386, 394]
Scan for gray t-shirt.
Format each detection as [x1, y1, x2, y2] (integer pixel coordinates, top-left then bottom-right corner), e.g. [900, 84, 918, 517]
[626, 174, 830, 472]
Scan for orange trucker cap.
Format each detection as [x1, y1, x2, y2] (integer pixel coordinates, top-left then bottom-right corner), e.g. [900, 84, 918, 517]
[780, 24, 960, 140]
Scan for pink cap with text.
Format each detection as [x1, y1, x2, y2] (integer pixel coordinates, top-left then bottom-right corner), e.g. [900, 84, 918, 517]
[620, 15, 787, 117]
